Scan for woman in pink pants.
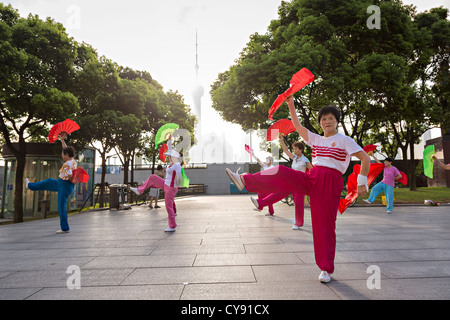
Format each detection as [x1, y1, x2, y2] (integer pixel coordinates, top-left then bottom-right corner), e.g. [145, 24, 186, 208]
[252, 136, 313, 229]
[226, 96, 370, 283]
[131, 149, 182, 232]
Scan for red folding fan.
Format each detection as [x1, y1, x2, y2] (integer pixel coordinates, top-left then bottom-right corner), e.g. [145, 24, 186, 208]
[338, 163, 385, 214]
[159, 144, 168, 162]
[363, 144, 377, 154]
[244, 144, 254, 155]
[245, 144, 254, 161]
[268, 68, 315, 120]
[398, 171, 407, 186]
[266, 119, 296, 142]
[48, 119, 80, 143]
[72, 168, 89, 184]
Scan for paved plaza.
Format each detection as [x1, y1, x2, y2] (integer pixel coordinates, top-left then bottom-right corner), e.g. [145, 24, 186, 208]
[1, 194, 450, 300]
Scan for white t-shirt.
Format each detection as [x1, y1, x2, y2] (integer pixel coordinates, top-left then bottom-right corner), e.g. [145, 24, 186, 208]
[306, 130, 362, 174]
[292, 154, 310, 172]
[262, 164, 275, 171]
[165, 163, 182, 188]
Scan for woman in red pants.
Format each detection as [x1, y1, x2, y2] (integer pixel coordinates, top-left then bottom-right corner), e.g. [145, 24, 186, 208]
[226, 96, 370, 283]
[252, 135, 313, 229]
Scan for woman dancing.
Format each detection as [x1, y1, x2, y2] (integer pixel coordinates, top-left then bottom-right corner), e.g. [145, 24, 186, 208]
[363, 154, 402, 214]
[130, 149, 182, 232]
[251, 134, 313, 229]
[26, 134, 76, 234]
[226, 96, 370, 283]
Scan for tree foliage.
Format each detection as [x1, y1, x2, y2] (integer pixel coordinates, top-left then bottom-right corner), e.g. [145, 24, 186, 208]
[210, 0, 449, 189]
[1, 3, 196, 217]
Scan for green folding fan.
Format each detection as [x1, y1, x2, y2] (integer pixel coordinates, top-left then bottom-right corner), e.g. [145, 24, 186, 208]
[155, 123, 179, 149]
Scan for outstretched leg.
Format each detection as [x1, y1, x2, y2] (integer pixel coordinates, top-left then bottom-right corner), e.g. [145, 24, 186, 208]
[243, 166, 312, 195]
[28, 178, 58, 192]
[130, 175, 165, 195]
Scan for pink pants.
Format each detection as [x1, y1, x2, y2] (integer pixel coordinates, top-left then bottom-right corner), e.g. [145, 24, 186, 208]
[257, 192, 274, 214]
[243, 165, 343, 273]
[258, 192, 305, 226]
[138, 175, 178, 229]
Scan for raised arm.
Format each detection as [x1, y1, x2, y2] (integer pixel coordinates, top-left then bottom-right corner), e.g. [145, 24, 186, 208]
[433, 156, 450, 171]
[279, 133, 294, 160]
[287, 96, 309, 142]
[370, 152, 382, 164]
[253, 154, 265, 169]
[60, 133, 68, 149]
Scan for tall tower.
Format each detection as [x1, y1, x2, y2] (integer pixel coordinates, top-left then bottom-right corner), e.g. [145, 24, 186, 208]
[195, 31, 200, 81]
[191, 30, 204, 162]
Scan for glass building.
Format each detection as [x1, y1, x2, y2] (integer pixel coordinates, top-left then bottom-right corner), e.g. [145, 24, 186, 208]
[1, 143, 95, 219]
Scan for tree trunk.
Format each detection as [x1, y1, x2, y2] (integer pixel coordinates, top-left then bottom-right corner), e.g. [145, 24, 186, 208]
[130, 152, 135, 202]
[408, 128, 417, 191]
[130, 151, 135, 184]
[13, 150, 26, 223]
[123, 158, 130, 185]
[100, 152, 107, 208]
[400, 146, 409, 177]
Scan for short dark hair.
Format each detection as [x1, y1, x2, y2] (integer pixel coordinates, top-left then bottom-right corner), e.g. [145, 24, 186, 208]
[157, 165, 163, 170]
[318, 105, 340, 124]
[292, 142, 305, 152]
[63, 146, 75, 158]
[385, 157, 393, 163]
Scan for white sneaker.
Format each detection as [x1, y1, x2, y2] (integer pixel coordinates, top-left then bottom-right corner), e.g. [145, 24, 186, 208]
[292, 225, 301, 230]
[363, 199, 371, 204]
[164, 227, 176, 232]
[25, 178, 30, 190]
[225, 168, 245, 191]
[319, 271, 331, 283]
[387, 211, 392, 214]
[56, 230, 70, 234]
[265, 213, 274, 216]
[250, 197, 261, 211]
[130, 187, 140, 195]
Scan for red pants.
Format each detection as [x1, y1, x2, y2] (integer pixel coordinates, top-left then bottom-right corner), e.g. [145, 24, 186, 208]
[138, 175, 178, 229]
[257, 192, 274, 214]
[258, 192, 305, 226]
[243, 165, 343, 273]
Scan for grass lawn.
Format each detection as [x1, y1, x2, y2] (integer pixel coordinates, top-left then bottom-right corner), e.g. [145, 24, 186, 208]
[358, 187, 450, 204]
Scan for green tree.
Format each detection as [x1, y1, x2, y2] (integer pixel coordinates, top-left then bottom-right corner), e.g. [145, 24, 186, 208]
[0, 4, 79, 222]
[70, 52, 122, 207]
[211, 0, 447, 190]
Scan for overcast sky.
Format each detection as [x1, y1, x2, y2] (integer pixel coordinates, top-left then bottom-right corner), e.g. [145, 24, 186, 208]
[5, 0, 449, 164]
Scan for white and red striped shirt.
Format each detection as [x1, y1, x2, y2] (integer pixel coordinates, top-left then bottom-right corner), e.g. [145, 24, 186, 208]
[165, 163, 182, 188]
[306, 130, 362, 174]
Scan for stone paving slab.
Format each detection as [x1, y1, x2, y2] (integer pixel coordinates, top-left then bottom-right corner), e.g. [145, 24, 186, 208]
[0, 194, 450, 300]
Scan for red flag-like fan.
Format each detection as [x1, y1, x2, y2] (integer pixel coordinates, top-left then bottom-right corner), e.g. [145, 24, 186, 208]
[363, 144, 377, 154]
[338, 163, 385, 214]
[159, 144, 168, 162]
[266, 119, 296, 142]
[398, 171, 407, 186]
[268, 68, 315, 120]
[245, 144, 254, 161]
[72, 168, 89, 184]
[48, 119, 80, 143]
